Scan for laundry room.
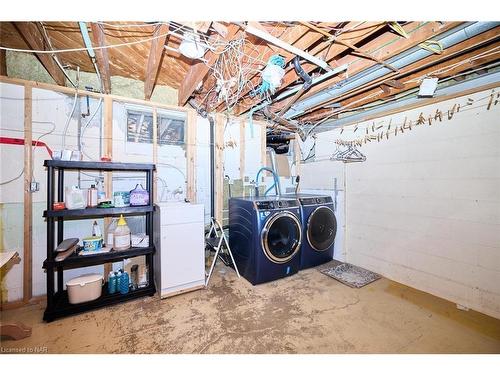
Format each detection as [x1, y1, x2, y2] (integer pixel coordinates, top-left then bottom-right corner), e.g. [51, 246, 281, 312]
[1, 1, 499, 371]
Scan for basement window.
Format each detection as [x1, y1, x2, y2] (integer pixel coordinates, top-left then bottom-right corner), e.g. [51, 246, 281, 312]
[126, 108, 186, 146]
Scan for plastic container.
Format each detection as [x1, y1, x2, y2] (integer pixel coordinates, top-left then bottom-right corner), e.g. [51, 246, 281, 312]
[106, 218, 118, 248]
[96, 180, 106, 203]
[82, 236, 103, 252]
[113, 191, 130, 207]
[64, 186, 86, 209]
[129, 184, 149, 206]
[66, 273, 103, 304]
[119, 271, 130, 294]
[87, 184, 98, 207]
[107, 271, 117, 294]
[113, 215, 131, 251]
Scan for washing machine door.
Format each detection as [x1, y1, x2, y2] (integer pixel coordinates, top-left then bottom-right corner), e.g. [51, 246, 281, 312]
[307, 206, 337, 251]
[261, 211, 302, 264]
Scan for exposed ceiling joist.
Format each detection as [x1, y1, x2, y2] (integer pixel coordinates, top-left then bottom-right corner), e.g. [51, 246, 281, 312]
[13, 22, 66, 86]
[233, 22, 386, 116]
[288, 22, 463, 118]
[89, 23, 111, 94]
[178, 24, 240, 106]
[144, 23, 170, 100]
[0, 49, 6, 76]
[300, 25, 500, 119]
[313, 42, 500, 124]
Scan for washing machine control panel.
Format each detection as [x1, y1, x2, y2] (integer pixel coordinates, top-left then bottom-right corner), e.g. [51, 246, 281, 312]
[300, 196, 333, 205]
[255, 200, 299, 210]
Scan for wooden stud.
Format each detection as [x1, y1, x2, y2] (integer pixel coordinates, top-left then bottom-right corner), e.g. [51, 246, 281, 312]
[178, 25, 240, 106]
[13, 22, 66, 86]
[294, 133, 301, 184]
[144, 23, 170, 100]
[152, 107, 158, 201]
[214, 113, 225, 223]
[0, 76, 193, 114]
[0, 49, 7, 76]
[103, 96, 113, 277]
[186, 109, 197, 203]
[23, 85, 33, 303]
[239, 119, 246, 182]
[89, 23, 112, 94]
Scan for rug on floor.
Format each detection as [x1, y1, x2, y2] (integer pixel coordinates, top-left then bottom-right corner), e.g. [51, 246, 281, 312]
[319, 261, 381, 288]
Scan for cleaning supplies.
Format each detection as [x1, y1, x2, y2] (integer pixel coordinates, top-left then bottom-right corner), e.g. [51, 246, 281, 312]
[113, 215, 131, 251]
[129, 184, 149, 206]
[106, 218, 118, 248]
[107, 271, 117, 294]
[96, 179, 106, 203]
[119, 271, 130, 294]
[87, 184, 98, 207]
[92, 220, 102, 238]
[64, 186, 86, 209]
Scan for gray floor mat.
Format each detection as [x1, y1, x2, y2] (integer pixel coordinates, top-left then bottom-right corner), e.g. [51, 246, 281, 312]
[319, 261, 381, 288]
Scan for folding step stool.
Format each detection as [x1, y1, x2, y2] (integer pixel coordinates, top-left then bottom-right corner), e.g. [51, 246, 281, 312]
[205, 217, 240, 287]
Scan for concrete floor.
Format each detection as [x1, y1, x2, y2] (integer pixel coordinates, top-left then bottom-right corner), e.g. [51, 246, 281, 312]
[1, 263, 500, 354]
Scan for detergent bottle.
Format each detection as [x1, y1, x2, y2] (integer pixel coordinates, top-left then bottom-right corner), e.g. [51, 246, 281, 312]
[113, 215, 131, 251]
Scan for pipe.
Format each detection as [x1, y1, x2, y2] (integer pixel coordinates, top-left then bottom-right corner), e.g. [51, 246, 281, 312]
[255, 167, 279, 197]
[266, 148, 282, 196]
[243, 23, 331, 71]
[79, 22, 103, 93]
[319, 70, 500, 131]
[78, 22, 96, 59]
[285, 21, 500, 119]
[208, 115, 215, 218]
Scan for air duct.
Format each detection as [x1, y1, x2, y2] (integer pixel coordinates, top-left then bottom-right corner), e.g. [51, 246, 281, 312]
[284, 21, 499, 119]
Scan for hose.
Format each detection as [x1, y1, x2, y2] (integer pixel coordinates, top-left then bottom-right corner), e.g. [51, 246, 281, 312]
[255, 167, 279, 197]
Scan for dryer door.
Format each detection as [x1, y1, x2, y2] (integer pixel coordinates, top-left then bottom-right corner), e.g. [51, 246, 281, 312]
[261, 211, 302, 264]
[307, 206, 337, 251]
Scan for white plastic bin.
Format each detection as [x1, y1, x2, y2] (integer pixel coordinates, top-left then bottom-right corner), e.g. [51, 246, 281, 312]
[66, 273, 103, 304]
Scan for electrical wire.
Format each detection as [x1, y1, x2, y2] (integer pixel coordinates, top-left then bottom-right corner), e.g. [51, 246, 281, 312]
[80, 97, 103, 160]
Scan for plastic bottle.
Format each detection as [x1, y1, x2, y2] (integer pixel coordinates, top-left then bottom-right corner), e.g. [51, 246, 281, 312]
[113, 215, 131, 251]
[87, 184, 98, 207]
[119, 271, 130, 294]
[96, 179, 106, 203]
[92, 220, 102, 238]
[107, 271, 117, 294]
[116, 270, 122, 292]
[106, 218, 118, 248]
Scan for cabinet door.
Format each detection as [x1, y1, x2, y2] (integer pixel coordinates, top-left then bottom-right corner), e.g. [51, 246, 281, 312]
[160, 222, 205, 288]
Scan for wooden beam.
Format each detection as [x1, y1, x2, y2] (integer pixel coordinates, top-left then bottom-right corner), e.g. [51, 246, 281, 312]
[239, 119, 246, 181]
[90, 23, 111, 94]
[0, 49, 6, 76]
[23, 85, 33, 303]
[144, 23, 170, 100]
[234, 21, 385, 115]
[335, 42, 500, 114]
[103, 96, 113, 278]
[291, 21, 463, 117]
[153, 107, 158, 201]
[302, 28, 500, 120]
[186, 109, 197, 203]
[178, 25, 240, 106]
[13, 22, 66, 86]
[300, 21, 397, 72]
[214, 113, 225, 223]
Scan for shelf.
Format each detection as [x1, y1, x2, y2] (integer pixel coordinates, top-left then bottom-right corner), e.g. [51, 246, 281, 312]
[44, 160, 155, 171]
[44, 205, 154, 218]
[43, 246, 155, 269]
[43, 284, 156, 322]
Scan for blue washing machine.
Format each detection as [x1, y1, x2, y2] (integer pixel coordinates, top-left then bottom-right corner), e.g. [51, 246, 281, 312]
[295, 194, 337, 269]
[229, 196, 303, 285]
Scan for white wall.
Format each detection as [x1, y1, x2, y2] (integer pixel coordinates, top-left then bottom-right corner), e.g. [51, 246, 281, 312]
[304, 87, 500, 319]
[0, 82, 212, 301]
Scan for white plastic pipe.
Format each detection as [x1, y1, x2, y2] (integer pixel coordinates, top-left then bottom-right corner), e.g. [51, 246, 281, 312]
[244, 24, 331, 71]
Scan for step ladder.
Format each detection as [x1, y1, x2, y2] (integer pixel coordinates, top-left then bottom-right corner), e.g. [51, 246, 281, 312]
[205, 217, 240, 287]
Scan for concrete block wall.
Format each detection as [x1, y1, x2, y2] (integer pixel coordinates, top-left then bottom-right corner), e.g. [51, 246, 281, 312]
[303, 87, 500, 319]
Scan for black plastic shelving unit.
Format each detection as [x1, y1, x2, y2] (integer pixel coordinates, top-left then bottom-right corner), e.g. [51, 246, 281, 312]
[42, 160, 156, 322]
